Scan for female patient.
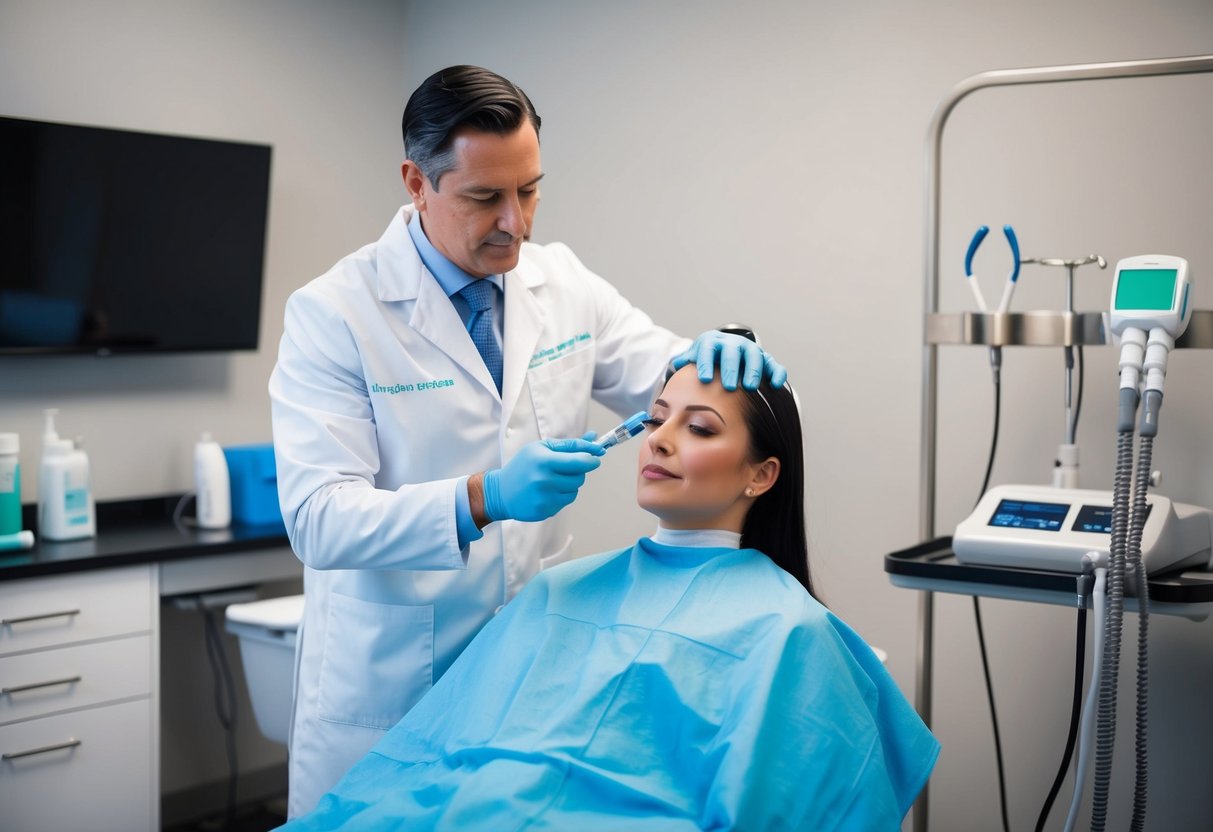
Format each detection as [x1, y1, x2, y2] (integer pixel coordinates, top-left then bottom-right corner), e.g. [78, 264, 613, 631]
[283, 365, 939, 831]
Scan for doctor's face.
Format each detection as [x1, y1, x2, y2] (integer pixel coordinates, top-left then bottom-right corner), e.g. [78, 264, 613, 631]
[637, 367, 777, 533]
[403, 121, 542, 278]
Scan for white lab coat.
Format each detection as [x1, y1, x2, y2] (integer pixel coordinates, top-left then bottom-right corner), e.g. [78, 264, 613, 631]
[269, 205, 689, 816]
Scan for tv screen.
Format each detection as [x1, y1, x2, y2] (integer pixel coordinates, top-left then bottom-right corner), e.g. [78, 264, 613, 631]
[0, 116, 272, 355]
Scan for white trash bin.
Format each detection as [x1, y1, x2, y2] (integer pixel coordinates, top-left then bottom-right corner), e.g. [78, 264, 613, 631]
[224, 594, 305, 745]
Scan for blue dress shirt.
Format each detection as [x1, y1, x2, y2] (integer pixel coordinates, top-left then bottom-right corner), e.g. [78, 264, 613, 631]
[406, 210, 506, 549]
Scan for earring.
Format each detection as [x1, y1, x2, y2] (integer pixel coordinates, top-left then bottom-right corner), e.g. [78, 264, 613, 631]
[745, 488, 754, 497]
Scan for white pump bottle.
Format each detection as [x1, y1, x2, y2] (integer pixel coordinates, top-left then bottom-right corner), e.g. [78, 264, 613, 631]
[38, 408, 96, 541]
[194, 432, 231, 529]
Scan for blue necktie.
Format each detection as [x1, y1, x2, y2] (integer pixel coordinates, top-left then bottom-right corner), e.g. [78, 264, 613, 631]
[459, 280, 503, 394]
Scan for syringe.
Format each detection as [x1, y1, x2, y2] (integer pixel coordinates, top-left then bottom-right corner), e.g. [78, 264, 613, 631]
[595, 411, 649, 450]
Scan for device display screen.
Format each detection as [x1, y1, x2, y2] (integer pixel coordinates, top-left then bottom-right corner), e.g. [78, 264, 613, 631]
[1072, 505, 1113, 533]
[988, 499, 1069, 532]
[1070, 503, 1151, 533]
[1116, 268, 1177, 311]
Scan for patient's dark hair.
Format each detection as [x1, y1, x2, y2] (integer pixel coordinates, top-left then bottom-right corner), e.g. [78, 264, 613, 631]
[738, 379, 813, 598]
[402, 65, 541, 189]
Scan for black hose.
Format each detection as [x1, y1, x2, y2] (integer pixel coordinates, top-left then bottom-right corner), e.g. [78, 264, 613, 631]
[203, 607, 240, 830]
[974, 363, 1010, 832]
[1073, 345, 1084, 437]
[1034, 604, 1088, 832]
[973, 596, 1011, 832]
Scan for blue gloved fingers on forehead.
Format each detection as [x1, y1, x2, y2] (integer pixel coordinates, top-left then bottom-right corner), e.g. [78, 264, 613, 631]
[672, 330, 787, 392]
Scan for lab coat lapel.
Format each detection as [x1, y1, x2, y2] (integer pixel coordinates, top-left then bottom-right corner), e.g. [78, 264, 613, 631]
[501, 261, 546, 424]
[378, 207, 499, 399]
[411, 278, 500, 399]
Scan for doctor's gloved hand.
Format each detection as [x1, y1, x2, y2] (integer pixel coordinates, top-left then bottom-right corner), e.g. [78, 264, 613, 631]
[482, 435, 605, 523]
[672, 330, 788, 391]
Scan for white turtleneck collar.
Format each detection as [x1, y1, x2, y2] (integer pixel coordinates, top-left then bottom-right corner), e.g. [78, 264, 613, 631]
[650, 526, 742, 549]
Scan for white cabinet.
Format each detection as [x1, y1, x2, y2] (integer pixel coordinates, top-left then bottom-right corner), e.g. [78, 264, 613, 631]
[0, 565, 158, 832]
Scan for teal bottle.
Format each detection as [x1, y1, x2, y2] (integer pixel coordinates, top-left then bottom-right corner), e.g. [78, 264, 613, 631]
[0, 433, 20, 535]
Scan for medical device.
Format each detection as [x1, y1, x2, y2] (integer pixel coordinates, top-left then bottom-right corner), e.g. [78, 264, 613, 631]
[953, 483, 1211, 575]
[964, 224, 1022, 315]
[1087, 254, 1194, 831]
[1110, 254, 1191, 343]
[595, 412, 648, 451]
[952, 252, 1199, 832]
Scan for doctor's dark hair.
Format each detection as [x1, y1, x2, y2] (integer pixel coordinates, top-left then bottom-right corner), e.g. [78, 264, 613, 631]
[738, 379, 814, 599]
[402, 65, 541, 190]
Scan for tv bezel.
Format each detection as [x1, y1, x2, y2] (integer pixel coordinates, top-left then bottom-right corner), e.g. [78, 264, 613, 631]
[0, 115, 273, 358]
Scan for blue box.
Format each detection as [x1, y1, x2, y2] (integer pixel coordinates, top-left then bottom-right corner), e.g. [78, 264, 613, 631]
[223, 444, 285, 530]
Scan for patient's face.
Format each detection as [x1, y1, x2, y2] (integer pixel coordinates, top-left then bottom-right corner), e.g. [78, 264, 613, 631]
[636, 366, 760, 532]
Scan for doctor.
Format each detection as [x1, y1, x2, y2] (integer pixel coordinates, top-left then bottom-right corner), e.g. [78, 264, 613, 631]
[269, 64, 787, 817]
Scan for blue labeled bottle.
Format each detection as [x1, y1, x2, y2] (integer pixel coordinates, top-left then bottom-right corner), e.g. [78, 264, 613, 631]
[38, 409, 96, 541]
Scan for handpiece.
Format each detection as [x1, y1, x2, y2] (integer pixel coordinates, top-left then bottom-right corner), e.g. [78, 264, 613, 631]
[595, 411, 649, 450]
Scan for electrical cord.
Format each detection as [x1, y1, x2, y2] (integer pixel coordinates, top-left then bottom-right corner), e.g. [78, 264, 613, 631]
[1065, 560, 1107, 831]
[971, 344, 1089, 832]
[173, 491, 196, 533]
[202, 606, 240, 830]
[1031, 342, 1089, 832]
[974, 355, 1011, 832]
[972, 595, 1011, 832]
[1073, 345, 1084, 438]
[1034, 573, 1089, 832]
[978, 346, 1001, 499]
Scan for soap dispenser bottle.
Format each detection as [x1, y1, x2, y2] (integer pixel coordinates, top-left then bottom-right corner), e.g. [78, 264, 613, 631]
[194, 432, 231, 529]
[38, 409, 96, 541]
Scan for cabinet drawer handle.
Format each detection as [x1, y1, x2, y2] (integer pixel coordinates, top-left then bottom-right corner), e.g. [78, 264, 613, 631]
[1, 609, 81, 626]
[2, 738, 82, 761]
[1, 675, 83, 695]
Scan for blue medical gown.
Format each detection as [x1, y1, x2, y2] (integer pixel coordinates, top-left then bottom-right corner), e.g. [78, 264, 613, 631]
[282, 539, 939, 831]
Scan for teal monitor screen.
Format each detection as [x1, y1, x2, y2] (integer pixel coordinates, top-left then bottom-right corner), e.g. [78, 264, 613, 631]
[1115, 268, 1178, 311]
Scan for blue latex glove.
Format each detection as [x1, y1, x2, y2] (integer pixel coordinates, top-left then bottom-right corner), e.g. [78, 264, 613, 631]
[482, 435, 605, 522]
[671, 331, 788, 391]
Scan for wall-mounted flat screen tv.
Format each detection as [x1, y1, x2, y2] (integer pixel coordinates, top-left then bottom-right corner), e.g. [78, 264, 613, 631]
[0, 115, 272, 355]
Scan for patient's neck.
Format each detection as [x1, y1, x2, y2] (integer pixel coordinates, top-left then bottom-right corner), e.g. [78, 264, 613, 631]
[651, 526, 741, 549]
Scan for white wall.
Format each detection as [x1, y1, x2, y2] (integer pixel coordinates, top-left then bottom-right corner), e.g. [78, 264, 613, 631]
[399, 1, 1213, 830]
[0, 0, 408, 499]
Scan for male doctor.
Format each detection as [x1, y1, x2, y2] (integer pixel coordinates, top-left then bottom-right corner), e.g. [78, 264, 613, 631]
[269, 65, 787, 816]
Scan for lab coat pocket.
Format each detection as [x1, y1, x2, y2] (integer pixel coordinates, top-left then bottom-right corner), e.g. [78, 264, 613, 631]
[539, 534, 575, 571]
[527, 348, 593, 440]
[317, 593, 434, 730]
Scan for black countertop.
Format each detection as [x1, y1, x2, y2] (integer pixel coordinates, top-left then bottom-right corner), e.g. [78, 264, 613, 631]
[1, 496, 291, 582]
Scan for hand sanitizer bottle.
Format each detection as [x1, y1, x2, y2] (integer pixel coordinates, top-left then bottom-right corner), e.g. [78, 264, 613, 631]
[195, 432, 231, 529]
[0, 433, 21, 536]
[38, 409, 96, 541]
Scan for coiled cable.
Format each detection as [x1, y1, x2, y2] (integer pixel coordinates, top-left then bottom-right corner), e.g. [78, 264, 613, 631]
[1126, 431, 1155, 831]
[1090, 427, 1134, 831]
